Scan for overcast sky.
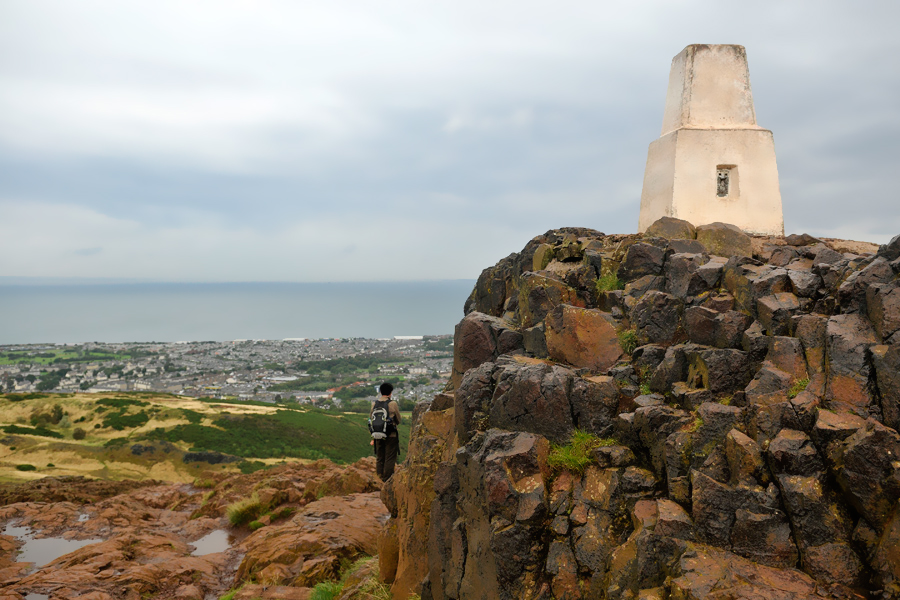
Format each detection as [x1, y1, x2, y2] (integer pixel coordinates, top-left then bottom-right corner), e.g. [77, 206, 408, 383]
[1, 1, 898, 282]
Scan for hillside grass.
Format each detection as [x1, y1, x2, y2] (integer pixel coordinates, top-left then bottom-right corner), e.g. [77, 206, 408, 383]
[140, 408, 408, 463]
[0, 391, 408, 482]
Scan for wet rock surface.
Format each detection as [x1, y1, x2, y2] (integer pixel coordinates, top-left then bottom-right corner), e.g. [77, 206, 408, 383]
[387, 220, 898, 599]
[0, 458, 381, 599]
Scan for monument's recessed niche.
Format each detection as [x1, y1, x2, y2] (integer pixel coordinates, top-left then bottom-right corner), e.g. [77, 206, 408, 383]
[716, 165, 738, 199]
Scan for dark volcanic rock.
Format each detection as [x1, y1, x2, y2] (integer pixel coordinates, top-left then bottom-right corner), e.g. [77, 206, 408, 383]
[872, 344, 900, 430]
[695, 222, 753, 258]
[687, 348, 754, 394]
[618, 242, 669, 281]
[786, 233, 821, 246]
[489, 361, 576, 444]
[384, 226, 900, 600]
[878, 233, 900, 261]
[828, 420, 900, 531]
[451, 311, 522, 389]
[867, 281, 900, 343]
[630, 291, 684, 345]
[644, 216, 696, 240]
[824, 313, 878, 417]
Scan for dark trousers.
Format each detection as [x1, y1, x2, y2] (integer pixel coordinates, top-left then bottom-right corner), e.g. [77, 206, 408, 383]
[375, 436, 399, 482]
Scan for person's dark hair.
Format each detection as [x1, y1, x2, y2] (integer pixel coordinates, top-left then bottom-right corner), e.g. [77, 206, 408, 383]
[379, 382, 394, 396]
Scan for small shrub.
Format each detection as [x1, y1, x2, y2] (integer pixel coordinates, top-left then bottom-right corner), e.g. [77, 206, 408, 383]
[46, 463, 54, 467]
[15, 464, 37, 472]
[193, 478, 216, 489]
[102, 410, 149, 431]
[2, 424, 63, 439]
[547, 430, 615, 474]
[788, 378, 810, 399]
[249, 520, 265, 531]
[595, 272, 624, 294]
[181, 409, 204, 424]
[617, 329, 639, 355]
[226, 492, 264, 526]
[72, 427, 87, 440]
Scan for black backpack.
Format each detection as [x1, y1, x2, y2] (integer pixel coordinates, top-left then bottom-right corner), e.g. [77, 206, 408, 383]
[369, 399, 395, 440]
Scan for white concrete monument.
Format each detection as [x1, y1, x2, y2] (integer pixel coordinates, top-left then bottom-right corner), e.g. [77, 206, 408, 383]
[638, 44, 784, 235]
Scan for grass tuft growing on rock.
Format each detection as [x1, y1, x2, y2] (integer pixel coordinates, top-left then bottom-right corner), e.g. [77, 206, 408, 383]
[226, 492, 264, 526]
[617, 328, 638, 355]
[788, 378, 810, 399]
[310, 582, 343, 600]
[595, 273, 624, 294]
[547, 430, 615, 475]
[218, 585, 245, 600]
[308, 555, 396, 600]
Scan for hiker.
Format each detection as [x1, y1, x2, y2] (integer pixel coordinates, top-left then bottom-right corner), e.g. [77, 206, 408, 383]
[369, 382, 401, 481]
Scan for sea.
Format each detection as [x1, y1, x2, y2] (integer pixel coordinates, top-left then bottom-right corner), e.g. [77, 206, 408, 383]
[0, 280, 476, 344]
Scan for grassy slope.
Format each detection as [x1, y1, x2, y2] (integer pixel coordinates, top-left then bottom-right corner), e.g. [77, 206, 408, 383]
[0, 393, 410, 483]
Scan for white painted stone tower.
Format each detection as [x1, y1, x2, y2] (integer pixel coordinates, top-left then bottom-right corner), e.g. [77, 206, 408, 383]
[638, 44, 784, 235]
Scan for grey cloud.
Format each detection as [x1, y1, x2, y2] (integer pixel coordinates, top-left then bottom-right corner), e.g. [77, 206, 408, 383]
[1, 0, 898, 281]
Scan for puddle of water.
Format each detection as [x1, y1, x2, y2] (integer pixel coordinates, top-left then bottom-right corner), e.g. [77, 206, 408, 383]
[25, 595, 49, 600]
[4, 523, 103, 569]
[190, 529, 232, 556]
[77, 513, 90, 522]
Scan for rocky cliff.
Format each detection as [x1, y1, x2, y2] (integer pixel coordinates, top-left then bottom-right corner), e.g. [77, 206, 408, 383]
[381, 218, 900, 600]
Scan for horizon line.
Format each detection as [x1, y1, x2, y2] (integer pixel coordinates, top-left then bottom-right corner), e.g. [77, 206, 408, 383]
[0, 276, 477, 287]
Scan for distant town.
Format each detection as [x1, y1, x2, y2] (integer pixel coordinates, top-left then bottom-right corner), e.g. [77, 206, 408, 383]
[0, 336, 454, 410]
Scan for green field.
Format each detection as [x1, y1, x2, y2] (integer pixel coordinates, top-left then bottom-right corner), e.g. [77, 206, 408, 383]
[140, 407, 409, 463]
[0, 348, 149, 366]
[0, 392, 412, 483]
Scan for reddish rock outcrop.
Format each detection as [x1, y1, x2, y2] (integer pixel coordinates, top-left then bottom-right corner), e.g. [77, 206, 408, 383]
[235, 493, 387, 586]
[0, 458, 381, 599]
[384, 220, 900, 600]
